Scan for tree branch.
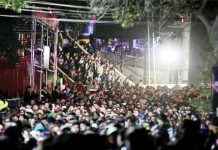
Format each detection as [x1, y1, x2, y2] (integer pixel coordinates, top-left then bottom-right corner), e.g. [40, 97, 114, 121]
[160, 15, 171, 30]
[199, 0, 208, 12]
[212, 16, 218, 31]
[97, 8, 109, 21]
[77, 9, 87, 20]
[194, 12, 211, 33]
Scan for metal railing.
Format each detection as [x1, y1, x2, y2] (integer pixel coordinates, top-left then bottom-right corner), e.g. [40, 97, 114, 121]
[101, 50, 142, 81]
[61, 33, 135, 86]
[50, 61, 75, 83]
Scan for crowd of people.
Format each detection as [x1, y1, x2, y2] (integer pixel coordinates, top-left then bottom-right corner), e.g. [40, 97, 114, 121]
[0, 80, 217, 150]
[57, 40, 119, 88]
[0, 39, 217, 150]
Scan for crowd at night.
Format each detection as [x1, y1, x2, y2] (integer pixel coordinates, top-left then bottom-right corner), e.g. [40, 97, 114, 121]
[0, 78, 217, 150]
[1, 0, 218, 149]
[0, 37, 217, 150]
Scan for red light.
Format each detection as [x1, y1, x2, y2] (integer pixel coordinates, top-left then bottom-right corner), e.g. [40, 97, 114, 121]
[93, 15, 97, 21]
[179, 16, 184, 23]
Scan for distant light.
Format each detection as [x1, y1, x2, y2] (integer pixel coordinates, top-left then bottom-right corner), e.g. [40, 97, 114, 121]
[48, 6, 52, 14]
[180, 15, 184, 23]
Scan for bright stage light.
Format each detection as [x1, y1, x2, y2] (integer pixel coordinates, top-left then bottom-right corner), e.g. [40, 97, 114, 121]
[159, 50, 178, 63]
[158, 42, 179, 63]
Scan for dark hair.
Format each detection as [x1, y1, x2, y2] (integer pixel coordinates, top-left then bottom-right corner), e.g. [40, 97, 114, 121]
[0, 94, 6, 103]
[55, 86, 59, 90]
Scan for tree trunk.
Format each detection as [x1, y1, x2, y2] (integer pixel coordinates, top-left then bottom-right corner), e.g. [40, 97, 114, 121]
[194, 0, 218, 51]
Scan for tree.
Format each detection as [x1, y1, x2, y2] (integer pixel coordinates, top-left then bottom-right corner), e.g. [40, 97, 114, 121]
[86, 0, 218, 85]
[87, 0, 218, 51]
[2, 0, 217, 50]
[2, 0, 26, 13]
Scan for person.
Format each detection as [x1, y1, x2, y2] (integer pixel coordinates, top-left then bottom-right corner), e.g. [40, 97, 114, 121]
[75, 81, 85, 92]
[51, 86, 60, 103]
[40, 85, 50, 103]
[0, 94, 8, 121]
[23, 85, 32, 104]
[0, 95, 8, 111]
[0, 123, 4, 136]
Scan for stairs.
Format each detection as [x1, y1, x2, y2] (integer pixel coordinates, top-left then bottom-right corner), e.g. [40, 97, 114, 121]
[50, 61, 75, 83]
[58, 32, 135, 86]
[100, 51, 143, 84]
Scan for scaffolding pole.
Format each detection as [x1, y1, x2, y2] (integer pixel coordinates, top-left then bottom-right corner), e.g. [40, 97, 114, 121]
[147, 12, 151, 86]
[30, 18, 36, 89]
[151, 11, 156, 88]
[152, 32, 156, 88]
[53, 29, 58, 87]
[45, 27, 49, 87]
[39, 22, 44, 101]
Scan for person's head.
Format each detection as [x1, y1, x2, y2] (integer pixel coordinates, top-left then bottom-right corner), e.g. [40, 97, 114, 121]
[157, 113, 167, 125]
[93, 112, 99, 120]
[18, 115, 25, 122]
[0, 124, 4, 135]
[108, 100, 113, 107]
[44, 103, 50, 110]
[42, 84, 47, 90]
[32, 104, 39, 111]
[26, 85, 31, 91]
[56, 114, 62, 120]
[125, 127, 154, 150]
[50, 125, 60, 135]
[75, 109, 81, 117]
[80, 121, 89, 132]
[30, 99, 36, 105]
[71, 121, 80, 133]
[55, 86, 60, 91]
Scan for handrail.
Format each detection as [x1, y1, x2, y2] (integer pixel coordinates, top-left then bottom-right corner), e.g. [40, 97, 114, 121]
[57, 66, 75, 83]
[113, 67, 135, 86]
[65, 32, 90, 55]
[50, 62, 75, 83]
[115, 55, 142, 65]
[74, 41, 90, 55]
[122, 64, 142, 78]
[102, 51, 142, 78]
[66, 33, 135, 86]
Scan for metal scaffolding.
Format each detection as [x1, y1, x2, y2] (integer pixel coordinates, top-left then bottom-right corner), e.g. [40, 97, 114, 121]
[30, 14, 59, 93]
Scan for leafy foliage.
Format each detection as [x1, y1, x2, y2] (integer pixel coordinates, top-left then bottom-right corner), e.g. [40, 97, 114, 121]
[58, 22, 83, 46]
[47, 74, 61, 84]
[189, 98, 211, 113]
[112, 2, 143, 29]
[198, 41, 218, 83]
[88, 0, 202, 28]
[188, 84, 212, 113]
[2, 0, 26, 13]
